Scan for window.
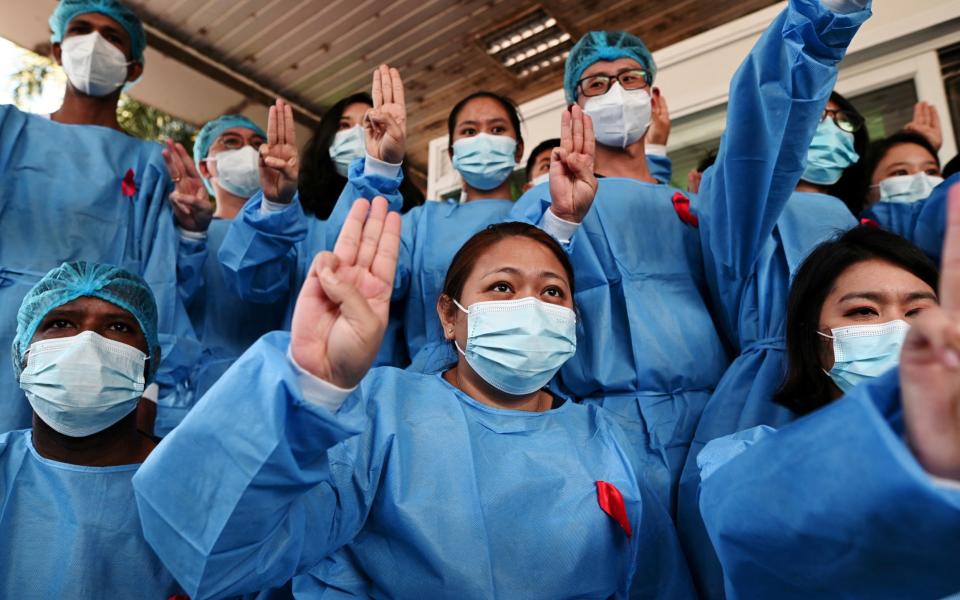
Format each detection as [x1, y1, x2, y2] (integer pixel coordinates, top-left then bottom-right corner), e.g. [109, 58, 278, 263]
[846, 79, 918, 142]
[940, 41, 960, 150]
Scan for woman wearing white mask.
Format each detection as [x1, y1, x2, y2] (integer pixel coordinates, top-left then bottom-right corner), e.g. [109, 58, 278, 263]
[133, 195, 695, 598]
[696, 196, 959, 597]
[299, 93, 424, 219]
[0, 261, 186, 596]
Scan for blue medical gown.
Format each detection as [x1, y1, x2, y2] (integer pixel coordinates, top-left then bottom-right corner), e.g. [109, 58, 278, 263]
[646, 153, 672, 184]
[166, 219, 288, 433]
[862, 171, 959, 264]
[698, 369, 960, 599]
[396, 198, 515, 364]
[134, 332, 695, 599]
[218, 159, 407, 366]
[0, 105, 198, 433]
[512, 178, 730, 509]
[673, 0, 869, 592]
[0, 429, 182, 597]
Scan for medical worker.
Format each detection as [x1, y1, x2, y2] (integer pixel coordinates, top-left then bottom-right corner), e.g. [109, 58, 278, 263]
[697, 185, 960, 599]
[299, 92, 423, 219]
[671, 1, 872, 593]
[524, 137, 560, 189]
[218, 69, 408, 365]
[0, 261, 184, 597]
[0, 0, 197, 434]
[157, 115, 288, 425]
[134, 193, 694, 598]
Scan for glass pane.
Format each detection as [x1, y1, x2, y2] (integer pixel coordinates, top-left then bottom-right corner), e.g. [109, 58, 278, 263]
[846, 79, 918, 141]
[940, 41, 960, 150]
[668, 138, 720, 190]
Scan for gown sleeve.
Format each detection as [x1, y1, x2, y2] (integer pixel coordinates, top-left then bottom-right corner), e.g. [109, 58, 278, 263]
[323, 156, 405, 242]
[698, 369, 960, 599]
[133, 332, 377, 599]
[645, 152, 673, 185]
[175, 234, 208, 308]
[697, 0, 871, 334]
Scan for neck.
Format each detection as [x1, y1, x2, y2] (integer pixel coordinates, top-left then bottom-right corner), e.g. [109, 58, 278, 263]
[31, 402, 155, 466]
[50, 87, 124, 132]
[463, 180, 512, 202]
[594, 140, 656, 182]
[213, 188, 248, 220]
[443, 360, 551, 412]
[796, 180, 829, 194]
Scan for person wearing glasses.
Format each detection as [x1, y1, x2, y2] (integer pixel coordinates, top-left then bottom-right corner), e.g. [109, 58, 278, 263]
[511, 0, 872, 528]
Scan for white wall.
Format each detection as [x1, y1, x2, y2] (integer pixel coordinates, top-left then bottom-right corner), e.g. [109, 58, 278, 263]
[427, 0, 960, 198]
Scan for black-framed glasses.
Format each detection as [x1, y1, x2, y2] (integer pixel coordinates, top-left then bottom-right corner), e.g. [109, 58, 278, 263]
[821, 108, 864, 133]
[577, 68, 651, 98]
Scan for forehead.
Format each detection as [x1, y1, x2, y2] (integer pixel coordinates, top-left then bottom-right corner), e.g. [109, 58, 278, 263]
[580, 57, 644, 79]
[533, 148, 554, 163]
[69, 12, 128, 36]
[45, 295, 135, 319]
[829, 259, 933, 297]
[341, 102, 371, 118]
[468, 236, 569, 282]
[456, 97, 511, 124]
[213, 126, 263, 143]
[879, 142, 938, 167]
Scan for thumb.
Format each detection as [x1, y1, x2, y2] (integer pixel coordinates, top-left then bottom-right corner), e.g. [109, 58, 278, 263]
[318, 268, 378, 326]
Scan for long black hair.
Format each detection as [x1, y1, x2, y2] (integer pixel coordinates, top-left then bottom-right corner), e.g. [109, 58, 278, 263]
[774, 226, 938, 415]
[298, 92, 424, 219]
[820, 91, 871, 215]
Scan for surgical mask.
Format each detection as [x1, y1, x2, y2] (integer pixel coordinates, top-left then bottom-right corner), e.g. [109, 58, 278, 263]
[452, 133, 517, 191]
[60, 32, 131, 97]
[209, 145, 261, 198]
[530, 173, 550, 187]
[801, 118, 859, 186]
[330, 125, 366, 178]
[19, 331, 147, 437]
[876, 172, 944, 204]
[453, 297, 576, 396]
[818, 320, 909, 394]
[583, 83, 651, 149]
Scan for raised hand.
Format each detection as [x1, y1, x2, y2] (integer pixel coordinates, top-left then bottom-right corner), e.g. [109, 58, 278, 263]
[549, 104, 598, 224]
[645, 87, 671, 146]
[904, 101, 943, 151]
[290, 196, 401, 388]
[363, 64, 407, 164]
[900, 183, 960, 480]
[162, 139, 213, 232]
[259, 98, 299, 204]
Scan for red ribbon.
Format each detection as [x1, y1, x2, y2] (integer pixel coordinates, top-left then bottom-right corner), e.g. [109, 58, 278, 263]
[859, 217, 879, 228]
[167, 595, 190, 600]
[596, 480, 632, 538]
[671, 192, 699, 228]
[121, 168, 137, 198]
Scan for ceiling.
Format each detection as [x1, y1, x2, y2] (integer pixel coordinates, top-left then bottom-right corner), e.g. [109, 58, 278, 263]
[126, 0, 779, 184]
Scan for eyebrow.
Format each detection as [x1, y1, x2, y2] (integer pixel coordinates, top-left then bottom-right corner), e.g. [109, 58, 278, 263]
[838, 290, 938, 303]
[458, 117, 509, 127]
[480, 266, 567, 282]
[43, 308, 136, 320]
[885, 160, 939, 169]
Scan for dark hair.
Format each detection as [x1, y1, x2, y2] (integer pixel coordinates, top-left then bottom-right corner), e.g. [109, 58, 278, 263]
[944, 153, 960, 179]
[525, 138, 561, 181]
[775, 226, 938, 415]
[820, 91, 871, 215]
[441, 222, 575, 303]
[446, 91, 524, 155]
[298, 93, 424, 218]
[860, 130, 941, 207]
[697, 149, 718, 174]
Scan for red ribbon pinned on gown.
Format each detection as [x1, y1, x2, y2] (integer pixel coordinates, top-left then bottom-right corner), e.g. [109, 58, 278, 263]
[596, 480, 632, 538]
[671, 192, 699, 228]
[122, 168, 137, 198]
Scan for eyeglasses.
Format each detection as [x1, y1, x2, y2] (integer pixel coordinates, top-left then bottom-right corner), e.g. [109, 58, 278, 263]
[822, 108, 864, 133]
[577, 68, 651, 98]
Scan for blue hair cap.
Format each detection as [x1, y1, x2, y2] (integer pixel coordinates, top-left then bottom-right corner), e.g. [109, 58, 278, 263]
[50, 0, 147, 63]
[12, 261, 160, 383]
[563, 31, 656, 103]
[193, 114, 267, 194]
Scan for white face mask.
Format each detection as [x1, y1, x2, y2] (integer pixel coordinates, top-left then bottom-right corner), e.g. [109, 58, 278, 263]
[329, 125, 366, 178]
[19, 331, 147, 437]
[209, 145, 262, 199]
[876, 172, 944, 204]
[60, 32, 131, 97]
[583, 83, 651, 149]
[530, 173, 550, 187]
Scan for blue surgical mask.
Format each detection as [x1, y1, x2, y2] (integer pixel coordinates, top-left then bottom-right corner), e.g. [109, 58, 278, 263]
[454, 297, 576, 396]
[19, 331, 147, 437]
[802, 118, 859, 186]
[876, 172, 944, 204]
[451, 133, 517, 191]
[330, 125, 366, 178]
[819, 320, 908, 394]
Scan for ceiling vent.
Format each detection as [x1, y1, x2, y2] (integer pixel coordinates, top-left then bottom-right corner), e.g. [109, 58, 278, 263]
[479, 8, 574, 78]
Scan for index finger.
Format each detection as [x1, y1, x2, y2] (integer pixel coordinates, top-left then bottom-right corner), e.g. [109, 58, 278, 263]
[390, 67, 404, 107]
[284, 102, 296, 147]
[267, 105, 278, 145]
[571, 104, 584, 155]
[372, 67, 383, 108]
[583, 111, 596, 159]
[941, 184, 960, 314]
[276, 99, 287, 146]
[560, 107, 572, 153]
[334, 198, 372, 266]
[372, 210, 402, 289]
[380, 65, 393, 105]
[176, 143, 202, 179]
